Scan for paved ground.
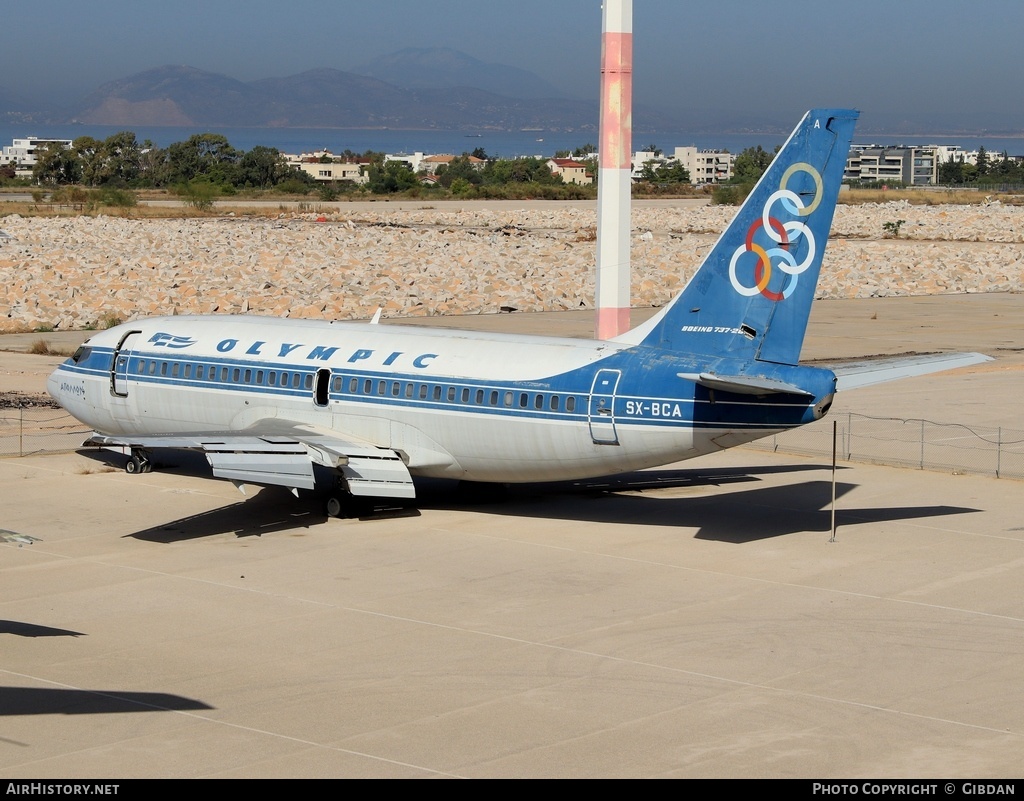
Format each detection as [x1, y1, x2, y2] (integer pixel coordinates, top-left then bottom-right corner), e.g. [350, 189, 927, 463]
[1, 294, 1023, 778]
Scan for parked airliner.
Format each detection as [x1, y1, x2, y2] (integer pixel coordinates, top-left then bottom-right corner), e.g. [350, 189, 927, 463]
[47, 109, 988, 515]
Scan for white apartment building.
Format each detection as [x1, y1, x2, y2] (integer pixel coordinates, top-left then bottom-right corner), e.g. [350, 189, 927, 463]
[844, 145, 938, 185]
[283, 149, 368, 184]
[671, 146, 735, 184]
[630, 147, 734, 185]
[0, 137, 74, 177]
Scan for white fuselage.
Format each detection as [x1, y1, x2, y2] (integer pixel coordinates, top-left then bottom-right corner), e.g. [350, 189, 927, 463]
[48, 315, 817, 485]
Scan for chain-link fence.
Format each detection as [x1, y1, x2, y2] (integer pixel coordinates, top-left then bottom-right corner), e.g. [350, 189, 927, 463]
[3, 406, 1023, 480]
[0, 407, 91, 457]
[747, 412, 1024, 480]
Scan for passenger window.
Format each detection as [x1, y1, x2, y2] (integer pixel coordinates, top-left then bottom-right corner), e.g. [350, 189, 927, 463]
[220, 367, 228, 382]
[392, 382, 400, 397]
[184, 364, 192, 379]
[172, 363, 180, 378]
[419, 385, 428, 399]
[137, 359, 145, 373]
[475, 389, 484, 404]
[490, 391, 498, 406]
[160, 362, 168, 377]
[433, 386, 442, 401]
[304, 374, 313, 390]
[566, 396, 576, 412]
[534, 395, 543, 409]
[377, 380, 386, 395]
[363, 379, 372, 394]
[293, 374, 301, 389]
[332, 376, 342, 392]
[257, 370, 264, 384]
[551, 395, 560, 411]
[244, 369, 252, 383]
[149, 361, 157, 376]
[269, 371, 277, 386]
[504, 391, 513, 407]
[233, 368, 241, 382]
[447, 386, 456, 402]
[349, 378, 358, 393]
[405, 383, 413, 398]
[196, 365, 205, 380]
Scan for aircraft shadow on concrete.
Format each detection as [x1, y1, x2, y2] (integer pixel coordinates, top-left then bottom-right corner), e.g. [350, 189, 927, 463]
[0, 621, 85, 638]
[0, 687, 213, 716]
[448, 478, 981, 543]
[107, 453, 981, 544]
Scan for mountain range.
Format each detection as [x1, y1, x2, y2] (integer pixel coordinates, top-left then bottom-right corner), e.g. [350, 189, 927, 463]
[0, 49, 625, 132]
[3, 47, 1019, 136]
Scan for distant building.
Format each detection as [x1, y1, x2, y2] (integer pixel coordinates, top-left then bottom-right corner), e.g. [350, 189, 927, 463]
[0, 137, 74, 177]
[630, 147, 733, 185]
[546, 158, 593, 185]
[384, 152, 426, 173]
[420, 154, 487, 176]
[844, 145, 938, 185]
[671, 147, 734, 185]
[284, 149, 368, 184]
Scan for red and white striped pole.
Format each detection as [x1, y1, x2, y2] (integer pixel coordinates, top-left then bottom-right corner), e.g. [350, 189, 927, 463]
[595, 0, 633, 340]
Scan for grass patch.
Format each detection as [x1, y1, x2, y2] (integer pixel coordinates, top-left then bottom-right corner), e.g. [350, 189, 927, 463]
[27, 339, 76, 357]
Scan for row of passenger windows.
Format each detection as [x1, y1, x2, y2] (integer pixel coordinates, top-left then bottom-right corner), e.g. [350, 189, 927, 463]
[134, 358, 579, 413]
[335, 375, 577, 412]
[137, 359, 312, 389]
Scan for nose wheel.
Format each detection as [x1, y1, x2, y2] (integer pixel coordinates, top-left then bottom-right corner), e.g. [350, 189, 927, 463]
[125, 450, 152, 474]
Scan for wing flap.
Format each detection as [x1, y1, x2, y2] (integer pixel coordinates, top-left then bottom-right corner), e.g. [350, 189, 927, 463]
[84, 431, 415, 498]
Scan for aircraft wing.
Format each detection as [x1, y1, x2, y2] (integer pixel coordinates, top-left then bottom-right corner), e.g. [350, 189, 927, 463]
[830, 352, 993, 391]
[85, 426, 416, 498]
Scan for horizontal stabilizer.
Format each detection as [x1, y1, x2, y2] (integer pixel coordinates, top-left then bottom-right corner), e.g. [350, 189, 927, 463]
[832, 352, 992, 391]
[677, 372, 815, 397]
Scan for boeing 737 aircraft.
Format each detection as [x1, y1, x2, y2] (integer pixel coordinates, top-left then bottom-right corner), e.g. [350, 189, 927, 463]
[48, 109, 988, 516]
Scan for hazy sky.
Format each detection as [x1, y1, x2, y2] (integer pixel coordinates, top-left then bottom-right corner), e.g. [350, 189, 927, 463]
[6, 0, 1023, 130]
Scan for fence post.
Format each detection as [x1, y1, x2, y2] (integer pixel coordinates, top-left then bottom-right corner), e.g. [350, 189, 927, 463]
[920, 419, 925, 469]
[847, 412, 853, 460]
[19, 405, 24, 457]
[997, 427, 1002, 479]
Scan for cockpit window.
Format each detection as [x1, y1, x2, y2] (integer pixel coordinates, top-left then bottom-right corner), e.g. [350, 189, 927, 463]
[71, 346, 92, 363]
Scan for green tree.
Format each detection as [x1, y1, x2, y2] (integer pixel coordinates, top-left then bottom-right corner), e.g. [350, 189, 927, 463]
[482, 157, 559, 185]
[157, 133, 240, 186]
[732, 145, 777, 184]
[101, 131, 142, 185]
[33, 141, 81, 185]
[638, 159, 690, 185]
[72, 136, 104, 185]
[436, 155, 482, 189]
[366, 159, 418, 193]
[938, 155, 965, 184]
[975, 146, 989, 178]
[238, 145, 291, 189]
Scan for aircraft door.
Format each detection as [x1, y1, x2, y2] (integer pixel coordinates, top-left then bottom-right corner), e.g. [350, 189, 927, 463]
[588, 368, 621, 445]
[110, 330, 142, 397]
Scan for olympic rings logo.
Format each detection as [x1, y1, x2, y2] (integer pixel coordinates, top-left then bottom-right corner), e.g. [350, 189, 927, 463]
[728, 162, 823, 301]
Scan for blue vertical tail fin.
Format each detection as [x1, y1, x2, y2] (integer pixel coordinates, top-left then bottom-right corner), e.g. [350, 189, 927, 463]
[619, 109, 858, 365]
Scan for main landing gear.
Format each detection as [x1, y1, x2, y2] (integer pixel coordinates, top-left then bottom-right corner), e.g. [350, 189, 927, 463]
[125, 449, 153, 474]
[323, 478, 373, 519]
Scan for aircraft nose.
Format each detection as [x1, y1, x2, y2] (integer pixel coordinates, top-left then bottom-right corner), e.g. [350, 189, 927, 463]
[46, 368, 63, 404]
